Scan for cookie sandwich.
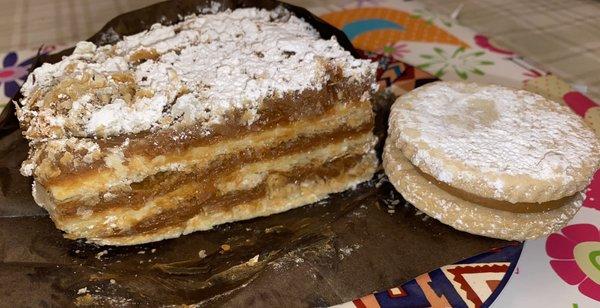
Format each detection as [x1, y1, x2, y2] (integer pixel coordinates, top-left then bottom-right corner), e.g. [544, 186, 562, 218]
[383, 81, 600, 240]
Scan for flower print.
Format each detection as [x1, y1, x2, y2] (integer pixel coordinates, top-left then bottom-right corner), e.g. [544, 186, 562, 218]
[505, 55, 547, 80]
[0, 46, 54, 99]
[583, 171, 600, 211]
[522, 69, 543, 78]
[379, 42, 410, 60]
[546, 223, 600, 302]
[474, 34, 514, 55]
[1, 52, 34, 98]
[417, 46, 494, 79]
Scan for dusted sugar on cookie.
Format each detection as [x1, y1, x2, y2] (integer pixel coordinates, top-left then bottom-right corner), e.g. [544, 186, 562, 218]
[16, 7, 379, 245]
[384, 81, 600, 240]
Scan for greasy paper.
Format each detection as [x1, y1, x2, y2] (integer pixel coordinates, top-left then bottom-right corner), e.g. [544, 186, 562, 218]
[0, 0, 508, 306]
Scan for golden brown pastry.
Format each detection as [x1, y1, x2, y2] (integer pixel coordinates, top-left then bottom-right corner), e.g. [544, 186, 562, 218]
[17, 7, 378, 245]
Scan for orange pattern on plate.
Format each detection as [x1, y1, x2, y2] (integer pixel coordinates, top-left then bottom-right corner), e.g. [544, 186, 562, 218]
[320, 7, 468, 52]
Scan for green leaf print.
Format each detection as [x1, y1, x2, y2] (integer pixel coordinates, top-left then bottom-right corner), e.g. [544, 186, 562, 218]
[418, 46, 494, 80]
[471, 68, 485, 75]
[454, 67, 468, 80]
[451, 47, 465, 58]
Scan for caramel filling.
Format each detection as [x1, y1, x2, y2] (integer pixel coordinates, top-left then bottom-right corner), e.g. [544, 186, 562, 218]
[38, 76, 372, 182]
[415, 165, 574, 213]
[56, 124, 373, 217]
[112, 153, 367, 237]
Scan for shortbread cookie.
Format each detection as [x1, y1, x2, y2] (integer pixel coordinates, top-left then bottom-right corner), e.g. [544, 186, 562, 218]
[389, 81, 600, 204]
[384, 81, 600, 240]
[383, 142, 583, 240]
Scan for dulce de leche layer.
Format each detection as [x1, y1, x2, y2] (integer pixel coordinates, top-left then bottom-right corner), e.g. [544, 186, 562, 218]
[27, 79, 372, 186]
[113, 153, 370, 238]
[415, 164, 575, 213]
[50, 131, 377, 240]
[55, 123, 373, 217]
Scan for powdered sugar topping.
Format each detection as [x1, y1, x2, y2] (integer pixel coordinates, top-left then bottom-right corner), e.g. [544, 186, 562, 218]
[17, 7, 376, 140]
[393, 82, 600, 186]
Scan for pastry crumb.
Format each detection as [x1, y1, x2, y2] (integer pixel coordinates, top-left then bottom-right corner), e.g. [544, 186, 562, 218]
[247, 255, 260, 266]
[95, 250, 108, 260]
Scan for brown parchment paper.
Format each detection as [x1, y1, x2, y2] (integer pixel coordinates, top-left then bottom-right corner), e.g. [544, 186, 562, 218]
[0, 0, 508, 306]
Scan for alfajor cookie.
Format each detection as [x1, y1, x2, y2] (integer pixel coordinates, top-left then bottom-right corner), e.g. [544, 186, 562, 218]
[383, 81, 600, 240]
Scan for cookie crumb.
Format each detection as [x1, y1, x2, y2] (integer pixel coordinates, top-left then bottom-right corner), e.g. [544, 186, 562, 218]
[75, 293, 94, 306]
[247, 255, 259, 266]
[95, 250, 108, 260]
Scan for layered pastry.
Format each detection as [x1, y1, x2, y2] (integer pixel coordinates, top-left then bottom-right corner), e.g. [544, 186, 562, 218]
[384, 82, 600, 240]
[16, 8, 378, 245]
